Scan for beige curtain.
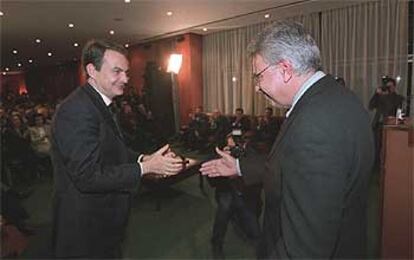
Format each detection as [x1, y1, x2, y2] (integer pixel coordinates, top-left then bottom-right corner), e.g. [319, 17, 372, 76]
[320, 0, 409, 109]
[202, 14, 319, 116]
[202, 0, 409, 116]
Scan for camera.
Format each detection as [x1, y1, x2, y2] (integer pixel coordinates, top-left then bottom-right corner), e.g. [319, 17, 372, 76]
[380, 76, 391, 92]
[228, 129, 246, 158]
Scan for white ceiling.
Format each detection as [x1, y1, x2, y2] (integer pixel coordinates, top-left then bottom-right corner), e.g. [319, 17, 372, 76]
[0, 0, 361, 72]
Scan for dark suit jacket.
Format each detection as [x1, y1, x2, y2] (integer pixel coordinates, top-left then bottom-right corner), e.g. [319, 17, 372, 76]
[51, 84, 141, 258]
[240, 75, 374, 258]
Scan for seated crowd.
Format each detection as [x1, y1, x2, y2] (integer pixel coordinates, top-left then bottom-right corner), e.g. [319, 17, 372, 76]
[179, 106, 284, 153]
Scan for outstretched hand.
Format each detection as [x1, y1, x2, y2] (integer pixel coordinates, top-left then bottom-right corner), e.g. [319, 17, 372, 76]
[200, 147, 238, 178]
[141, 144, 184, 176]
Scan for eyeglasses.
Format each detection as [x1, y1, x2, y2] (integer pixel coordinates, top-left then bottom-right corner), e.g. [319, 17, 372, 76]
[252, 65, 271, 86]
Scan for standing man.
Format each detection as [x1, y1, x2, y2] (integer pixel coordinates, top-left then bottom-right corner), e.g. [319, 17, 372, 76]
[51, 40, 184, 258]
[201, 21, 374, 258]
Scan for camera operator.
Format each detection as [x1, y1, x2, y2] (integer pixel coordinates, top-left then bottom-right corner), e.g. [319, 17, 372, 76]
[369, 76, 404, 122]
[208, 132, 262, 259]
[369, 76, 404, 168]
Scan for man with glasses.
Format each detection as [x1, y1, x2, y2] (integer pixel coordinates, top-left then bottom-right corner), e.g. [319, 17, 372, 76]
[201, 21, 374, 258]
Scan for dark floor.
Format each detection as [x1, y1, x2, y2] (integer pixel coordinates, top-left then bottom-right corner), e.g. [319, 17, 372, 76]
[18, 171, 380, 259]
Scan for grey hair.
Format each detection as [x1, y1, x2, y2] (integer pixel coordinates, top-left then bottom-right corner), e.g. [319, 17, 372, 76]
[248, 21, 321, 75]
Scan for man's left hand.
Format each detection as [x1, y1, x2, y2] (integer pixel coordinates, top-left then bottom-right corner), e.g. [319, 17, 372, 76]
[200, 147, 238, 178]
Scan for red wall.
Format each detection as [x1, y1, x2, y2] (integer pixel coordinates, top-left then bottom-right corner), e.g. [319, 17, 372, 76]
[1, 33, 203, 125]
[128, 33, 203, 125]
[0, 72, 28, 97]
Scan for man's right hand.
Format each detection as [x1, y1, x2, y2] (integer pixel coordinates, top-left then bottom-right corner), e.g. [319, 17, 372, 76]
[141, 144, 184, 176]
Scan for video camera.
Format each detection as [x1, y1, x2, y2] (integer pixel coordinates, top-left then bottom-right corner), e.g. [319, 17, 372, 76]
[380, 76, 391, 92]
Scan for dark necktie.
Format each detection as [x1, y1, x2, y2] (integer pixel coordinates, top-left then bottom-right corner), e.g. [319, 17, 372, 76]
[108, 103, 124, 139]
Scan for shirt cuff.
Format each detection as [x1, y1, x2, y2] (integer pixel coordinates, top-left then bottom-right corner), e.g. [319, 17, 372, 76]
[236, 159, 242, 176]
[137, 154, 144, 176]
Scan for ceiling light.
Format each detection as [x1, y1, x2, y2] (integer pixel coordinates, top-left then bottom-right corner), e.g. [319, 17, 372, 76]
[166, 11, 173, 16]
[232, 76, 237, 82]
[68, 23, 74, 28]
[124, 43, 129, 48]
[48, 52, 53, 57]
[264, 14, 270, 19]
[28, 59, 33, 63]
[5, 67, 10, 71]
[73, 42, 79, 47]
[203, 28, 208, 32]
[12, 49, 18, 54]
[2, 72, 6, 76]
[124, 0, 130, 3]
[0, 11, 4, 16]
[17, 63, 22, 67]
[109, 30, 115, 35]
[35, 38, 41, 43]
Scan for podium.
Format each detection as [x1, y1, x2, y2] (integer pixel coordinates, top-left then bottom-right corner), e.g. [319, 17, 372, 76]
[380, 119, 413, 259]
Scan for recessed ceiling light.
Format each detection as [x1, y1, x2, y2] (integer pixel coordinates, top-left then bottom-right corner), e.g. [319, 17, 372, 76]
[48, 52, 53, 57]
[0, 11, 4, 16]
[5, 67, 10, 71]
[12, 49, 18, 54]
[73, 42, 79, 47]
[35, 38, 41, 43]
[68, 23, 74, 28]
[28, 59, 33, 63]
[124, 0, 130, 3]
[202, 28, 208, 32]
[109, 30, 115, 35]
[124, 43, 129, 48]
[166, 11, 173, 16]
[264, 14, 270, 19]
[17, 63, 22, 67]
[2, 72, 6, 76]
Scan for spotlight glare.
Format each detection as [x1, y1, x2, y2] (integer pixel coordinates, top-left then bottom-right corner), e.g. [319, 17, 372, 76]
[48, 52, 53, 57]
[35, 38, 41, 43]
[264, 14, 270, 19]
[202, 28, 208, 32]
[28, 59, 33, 63]
[5, 67, 10, 71]
[73, 42, 79, 47]
[166, 11, 173, 16]
[12, 49, 18, 54]
[109, 30, 115, 35]
[68, 23, 74, 28]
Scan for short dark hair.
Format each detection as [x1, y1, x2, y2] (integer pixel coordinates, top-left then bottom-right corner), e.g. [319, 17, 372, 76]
[81, 39, 127, 77]
[383, 77, 396, 86]
[235, 108, 244, 114]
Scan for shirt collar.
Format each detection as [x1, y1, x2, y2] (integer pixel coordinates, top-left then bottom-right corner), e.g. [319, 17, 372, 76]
[90, 83, 112, 106]
[285, 71, 326, 118]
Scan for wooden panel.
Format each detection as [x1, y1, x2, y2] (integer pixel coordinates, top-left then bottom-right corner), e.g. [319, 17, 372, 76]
[381, 125, 413, 259]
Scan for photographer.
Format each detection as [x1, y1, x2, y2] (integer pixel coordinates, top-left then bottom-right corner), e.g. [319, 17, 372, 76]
[369, 76, 404, 168]
[208, 132, 262, 259]
[369, 76, 404, 125]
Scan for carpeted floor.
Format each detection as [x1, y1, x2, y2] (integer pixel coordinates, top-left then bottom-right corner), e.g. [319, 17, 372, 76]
[19, 169, 380, 259]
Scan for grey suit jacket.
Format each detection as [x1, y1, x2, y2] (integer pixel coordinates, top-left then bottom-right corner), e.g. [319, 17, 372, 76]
[51, 84, 141, 258]
[240, 75, 374, 258]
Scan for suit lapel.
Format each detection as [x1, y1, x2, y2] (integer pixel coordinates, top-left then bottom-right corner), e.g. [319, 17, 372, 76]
[82, 84, 124, 140]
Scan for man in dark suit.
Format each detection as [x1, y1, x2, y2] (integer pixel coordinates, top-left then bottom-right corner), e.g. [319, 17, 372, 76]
[51, 40, 184, 258]
[201, 21, 374, 258]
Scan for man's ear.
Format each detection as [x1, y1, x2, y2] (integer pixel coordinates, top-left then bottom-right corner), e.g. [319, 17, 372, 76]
[86, 63, 97, 79]
[279, 60, 293, 83]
